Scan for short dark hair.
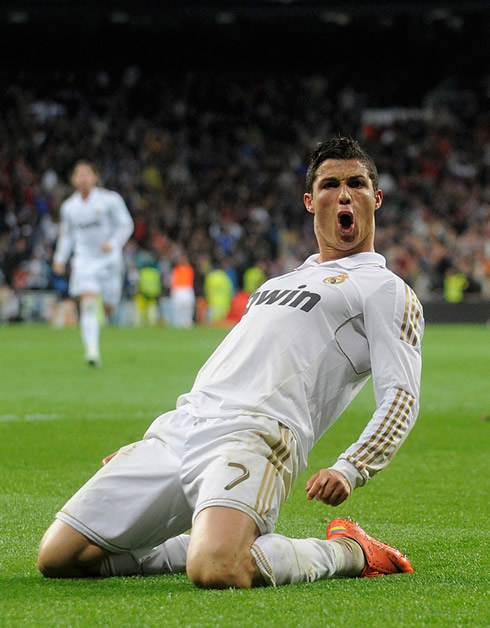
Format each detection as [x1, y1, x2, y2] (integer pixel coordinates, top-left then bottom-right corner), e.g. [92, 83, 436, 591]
[305, 136, 378, 194]
[72, 160, 99, 177]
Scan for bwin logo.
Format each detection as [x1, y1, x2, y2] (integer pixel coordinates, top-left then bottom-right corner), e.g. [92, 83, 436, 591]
[78, 219, 102, 230]
[243, 284, 321, 316]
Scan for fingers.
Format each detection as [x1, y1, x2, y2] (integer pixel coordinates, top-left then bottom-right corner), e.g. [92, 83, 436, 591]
[305, 469, 351, 506]
[305, 472, 321, 499]
[323, 481, 349, 507]
[102, 450, 119, 466]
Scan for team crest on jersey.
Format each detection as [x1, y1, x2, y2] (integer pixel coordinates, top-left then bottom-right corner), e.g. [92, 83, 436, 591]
[323, 273, 349, 285]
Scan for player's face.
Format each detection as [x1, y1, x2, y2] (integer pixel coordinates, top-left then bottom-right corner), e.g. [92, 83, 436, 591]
[304, 159, 383, 262]
[71, 164, 98, 196]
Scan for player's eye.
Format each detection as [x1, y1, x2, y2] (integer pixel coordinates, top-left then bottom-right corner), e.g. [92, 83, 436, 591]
[349, 178, 365, 187]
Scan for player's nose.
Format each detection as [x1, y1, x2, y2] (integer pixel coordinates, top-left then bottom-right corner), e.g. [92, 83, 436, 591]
[338, 184, 352, 204]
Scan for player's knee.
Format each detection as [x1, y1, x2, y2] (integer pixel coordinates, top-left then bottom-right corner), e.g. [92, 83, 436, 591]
[37, 554, 67, 578]
[37, 537, 74, 578]
[80, 295, 98, 315]
[37, 520, 102, 578]
[187, 561, 252, 589]
[187, 546, 253, 589]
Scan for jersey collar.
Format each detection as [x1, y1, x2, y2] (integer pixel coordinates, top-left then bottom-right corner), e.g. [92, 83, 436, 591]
[301, 252, 387, 269]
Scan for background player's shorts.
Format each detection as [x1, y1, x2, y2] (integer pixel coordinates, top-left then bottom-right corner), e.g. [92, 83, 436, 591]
[69, 258, 123, 307]
[56, 409, 298, 553]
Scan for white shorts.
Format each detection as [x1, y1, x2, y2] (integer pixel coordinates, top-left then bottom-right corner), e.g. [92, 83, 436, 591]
[56, 409, 298, 553]
[69, 259, 123, 307]
[170, 287, 195, 327]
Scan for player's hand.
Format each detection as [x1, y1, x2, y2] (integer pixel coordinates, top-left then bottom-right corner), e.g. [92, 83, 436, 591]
[305, 468, 351, 507]
[100, 241, 113, 253]
[52, 262, 65, 275]
[102, 450, 119, 466]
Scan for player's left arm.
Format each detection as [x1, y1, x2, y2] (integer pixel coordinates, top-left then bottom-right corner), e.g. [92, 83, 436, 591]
[305, 468, 352, 506]
[330, 278, 424, 493]
[103, 191, 134, 252]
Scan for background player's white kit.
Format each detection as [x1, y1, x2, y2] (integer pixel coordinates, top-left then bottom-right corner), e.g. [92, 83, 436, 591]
[54, 187, 133, 304]
[53, 177, 134, 365]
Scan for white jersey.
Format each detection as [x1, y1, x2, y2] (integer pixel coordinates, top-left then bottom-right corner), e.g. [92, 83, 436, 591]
[177, 252, 424, 491]
[53, 186, 134, 270]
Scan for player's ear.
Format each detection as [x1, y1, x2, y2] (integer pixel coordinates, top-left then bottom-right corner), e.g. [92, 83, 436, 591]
[304, 193, 314, 214]
[374, 189, 383, 211]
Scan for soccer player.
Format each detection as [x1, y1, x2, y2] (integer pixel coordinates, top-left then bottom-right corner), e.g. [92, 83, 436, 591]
[52, 161, 134, 366]
[38, 137, 424, 587]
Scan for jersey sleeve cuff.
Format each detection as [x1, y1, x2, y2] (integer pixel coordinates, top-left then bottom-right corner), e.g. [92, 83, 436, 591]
[330, 459, 366, 491]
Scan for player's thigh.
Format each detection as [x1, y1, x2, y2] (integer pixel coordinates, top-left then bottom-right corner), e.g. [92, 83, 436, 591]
[187, 417, 299, 535]
[57, 437, 192, 552]
[69, 265, 99, 298]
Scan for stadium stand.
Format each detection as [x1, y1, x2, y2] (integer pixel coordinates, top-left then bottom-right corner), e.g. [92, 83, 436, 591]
[0, 3, 488, 322]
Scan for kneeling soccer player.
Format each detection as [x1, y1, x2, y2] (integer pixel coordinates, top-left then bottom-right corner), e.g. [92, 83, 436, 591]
[38, 137, 422, 587]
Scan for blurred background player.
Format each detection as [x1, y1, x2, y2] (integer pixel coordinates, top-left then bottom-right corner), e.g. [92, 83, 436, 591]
[52, 161, 134, 366]
[242, 262, 267, 296]
[170, 253, 195, 328]
[203, 261, 234, 324]
[134, 255, 162, 327]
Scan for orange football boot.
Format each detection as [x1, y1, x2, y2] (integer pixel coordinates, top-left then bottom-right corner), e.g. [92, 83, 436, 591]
[327, 518, 413, 577]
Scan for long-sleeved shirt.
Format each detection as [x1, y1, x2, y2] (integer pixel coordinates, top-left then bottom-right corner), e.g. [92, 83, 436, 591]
[53, 186, 134, 269]
[177, 252, 424, 491]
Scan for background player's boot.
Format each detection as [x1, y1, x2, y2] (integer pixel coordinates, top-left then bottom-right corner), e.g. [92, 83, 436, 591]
[326, 518, 413, 577]
[85, 344, 101, 367]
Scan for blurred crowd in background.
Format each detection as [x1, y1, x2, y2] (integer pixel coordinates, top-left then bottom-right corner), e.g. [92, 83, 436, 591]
[0, 65, 488, 324]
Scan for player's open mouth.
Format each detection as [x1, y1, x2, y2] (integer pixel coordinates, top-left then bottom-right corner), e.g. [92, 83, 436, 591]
[337, 210, 354, 235]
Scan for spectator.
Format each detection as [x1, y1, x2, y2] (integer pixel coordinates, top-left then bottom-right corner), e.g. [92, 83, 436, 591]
[0, 66, 487, 313]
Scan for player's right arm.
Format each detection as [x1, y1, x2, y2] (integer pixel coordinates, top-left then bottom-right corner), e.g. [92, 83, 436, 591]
[52, 203, 74, 272]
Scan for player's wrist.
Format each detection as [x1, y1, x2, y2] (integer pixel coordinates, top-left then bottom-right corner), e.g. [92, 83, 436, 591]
[329, 460, 363, 491]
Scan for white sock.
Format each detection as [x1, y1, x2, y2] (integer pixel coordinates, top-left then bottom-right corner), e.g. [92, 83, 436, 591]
[250, 534, 365, 586]
[329, 537, 366, 577]
[80, 297, 100, 358]
[100, 534, 190, 577]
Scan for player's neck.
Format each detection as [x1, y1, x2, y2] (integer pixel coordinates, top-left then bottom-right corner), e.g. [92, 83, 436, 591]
[316, 242, 375, 263]
[79, 187, 94, 201]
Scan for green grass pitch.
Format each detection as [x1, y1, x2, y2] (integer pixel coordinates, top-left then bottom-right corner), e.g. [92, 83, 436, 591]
[0, 322, 488, 627]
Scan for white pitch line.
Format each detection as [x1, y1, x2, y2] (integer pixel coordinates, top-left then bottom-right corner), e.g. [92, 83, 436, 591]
[0, 411, 155, 423]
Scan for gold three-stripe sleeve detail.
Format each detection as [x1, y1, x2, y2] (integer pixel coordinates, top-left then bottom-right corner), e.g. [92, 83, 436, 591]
[346, 388, 415, 471]
[401, 283, 422, 346]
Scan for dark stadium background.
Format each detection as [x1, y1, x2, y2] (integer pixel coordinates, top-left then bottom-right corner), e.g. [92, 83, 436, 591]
[1, 1, 488, 97]
[0, 0, 488, 323]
